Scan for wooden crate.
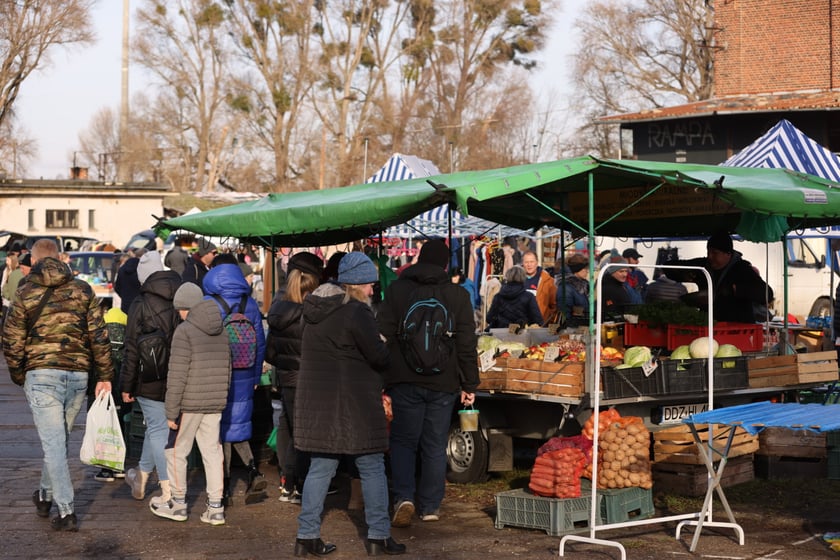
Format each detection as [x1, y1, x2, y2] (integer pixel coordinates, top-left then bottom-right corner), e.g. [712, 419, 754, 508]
[748, 351, 838, 388]
[757, 427, 827, 459]
[504, 358, 584, 397]
[653, 423, 758, 464]
[477, 357, 508, 390]
[653, 454, 754, 497]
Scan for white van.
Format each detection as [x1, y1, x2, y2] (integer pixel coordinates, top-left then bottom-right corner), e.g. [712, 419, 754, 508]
[596, 229, 840, 322]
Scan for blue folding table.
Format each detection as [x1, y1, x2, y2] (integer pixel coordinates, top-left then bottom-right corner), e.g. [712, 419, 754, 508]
[680, 401, 840, 552]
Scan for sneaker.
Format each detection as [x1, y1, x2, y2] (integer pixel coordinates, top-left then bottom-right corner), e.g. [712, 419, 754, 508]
[200, 504, 226, 526]
[32, 490, 52, 518]
[94, 469, 116, 482]
[327, 483, 339, 496]
[278, 488, 301, 504]
[420, 511, 440, 522]
[113, 471, 126, 479]
[50, 513, 78, 532]
[150, 498, 188, 522]
[125, 468, 149, 501]
[391, 500, 415, 528]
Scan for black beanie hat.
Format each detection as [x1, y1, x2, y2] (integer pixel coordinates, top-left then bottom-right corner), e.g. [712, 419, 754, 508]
[707, 231, 733, 253]
[288, 251, 324, 278]
[418, 239, 449, 269]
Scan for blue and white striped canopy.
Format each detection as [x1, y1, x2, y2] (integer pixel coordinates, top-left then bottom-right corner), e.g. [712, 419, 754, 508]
[368, 153, 497, 238]
[722, 119, 840, 181]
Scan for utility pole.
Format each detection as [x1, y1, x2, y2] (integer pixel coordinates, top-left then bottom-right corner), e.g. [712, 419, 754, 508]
[117, 0, 130, 182]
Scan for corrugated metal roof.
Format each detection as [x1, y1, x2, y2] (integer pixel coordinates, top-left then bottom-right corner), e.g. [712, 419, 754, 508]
[600, 89, 840, 123]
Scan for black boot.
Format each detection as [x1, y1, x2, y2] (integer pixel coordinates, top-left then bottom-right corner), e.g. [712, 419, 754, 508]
[246, 461, 267, 492]
[222, 477, 232, 507]
[294, 538, 336, 557]
[365, 537, 406, 556]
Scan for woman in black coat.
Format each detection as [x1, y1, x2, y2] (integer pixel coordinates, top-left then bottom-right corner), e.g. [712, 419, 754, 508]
[293, 253, 405, 557]
[486, 265, 543, 328]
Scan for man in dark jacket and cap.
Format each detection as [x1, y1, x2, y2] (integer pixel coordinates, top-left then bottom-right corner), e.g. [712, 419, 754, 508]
[666, 231, 773, 323]
[181, 239, 217, 292]
[378, 239, 479, 528]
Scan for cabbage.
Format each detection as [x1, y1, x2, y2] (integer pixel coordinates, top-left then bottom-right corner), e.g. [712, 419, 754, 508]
[623, 346, 652, 367]
[715, 343, 743, 358]
[670, 345, 692, 360]
[498, 342, 528, 354]
[477, 335, 500, 353]
[689, 337, 719, 359]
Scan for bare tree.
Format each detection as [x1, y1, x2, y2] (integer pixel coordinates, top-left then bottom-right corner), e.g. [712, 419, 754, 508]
[134, 0, 239, 192]
[401, 0, 554, 170]
[0, 0, 96, 129]
[0, 118, 38, 178]
[568, 0, 714, 157]
[222, 0, 318, 192]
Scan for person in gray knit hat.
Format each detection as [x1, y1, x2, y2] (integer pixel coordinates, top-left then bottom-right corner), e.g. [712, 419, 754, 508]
[173, 283, 204, 310]
[292, 251, 405, 556]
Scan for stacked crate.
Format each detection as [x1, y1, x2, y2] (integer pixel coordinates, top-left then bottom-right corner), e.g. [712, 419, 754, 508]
[651, 423, 758, 496]
[755, 427, 828, 479]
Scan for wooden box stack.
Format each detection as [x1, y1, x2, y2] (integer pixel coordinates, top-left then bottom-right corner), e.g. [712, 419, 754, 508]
[755, 427, 828, 479]
[748, 351, 838, 388]
[505, 358, 584, 397]
[651, 423, 757, 496]
[477, 357, 584, 397]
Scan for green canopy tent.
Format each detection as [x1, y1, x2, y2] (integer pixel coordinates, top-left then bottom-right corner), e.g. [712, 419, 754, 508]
[161, 156, 840, 246]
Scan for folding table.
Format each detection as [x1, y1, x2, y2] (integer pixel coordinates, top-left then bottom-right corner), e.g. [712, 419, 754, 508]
[680, 401, 840, 552]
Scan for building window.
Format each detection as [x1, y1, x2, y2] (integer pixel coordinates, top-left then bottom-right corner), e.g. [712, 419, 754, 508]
[88, 209, 95, 230]
[45, 210, 79, 229]
[28, 209, 35, 230]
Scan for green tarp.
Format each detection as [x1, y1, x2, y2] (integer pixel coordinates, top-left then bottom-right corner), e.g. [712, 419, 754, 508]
[161, 156, 840, 246]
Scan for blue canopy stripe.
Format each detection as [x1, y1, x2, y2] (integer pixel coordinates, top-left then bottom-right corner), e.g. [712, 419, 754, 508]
[722, 119, 840, 182]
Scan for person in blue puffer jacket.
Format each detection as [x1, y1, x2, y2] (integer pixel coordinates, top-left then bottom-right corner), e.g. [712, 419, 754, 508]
[203, 253, 267, 505]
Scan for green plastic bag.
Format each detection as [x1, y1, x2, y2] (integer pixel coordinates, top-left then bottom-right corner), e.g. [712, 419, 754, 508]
[266, 426, 278, 452]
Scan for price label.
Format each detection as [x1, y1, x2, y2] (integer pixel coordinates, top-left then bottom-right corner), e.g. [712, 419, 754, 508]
[479, 350, 496, 372]
[642, 359, 658, 377]
[543, 346, 560, 363]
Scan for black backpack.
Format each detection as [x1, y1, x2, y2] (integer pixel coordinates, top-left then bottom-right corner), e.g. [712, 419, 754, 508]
[136, 300, 174, 383]
[397, 286, 455, 375]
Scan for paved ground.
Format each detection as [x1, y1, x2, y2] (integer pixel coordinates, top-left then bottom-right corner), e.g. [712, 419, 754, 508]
[3, 353, 840, 559]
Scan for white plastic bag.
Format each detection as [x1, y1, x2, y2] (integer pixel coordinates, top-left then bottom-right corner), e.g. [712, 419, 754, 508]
[80, 392, 126, 471]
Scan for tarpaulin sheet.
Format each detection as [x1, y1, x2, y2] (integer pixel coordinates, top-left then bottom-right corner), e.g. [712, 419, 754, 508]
[684, 401, 840, 435]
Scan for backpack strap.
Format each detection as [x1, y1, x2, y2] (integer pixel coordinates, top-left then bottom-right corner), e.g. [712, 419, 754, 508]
[211, 293, 232, 316]
[238, 294, 249, 315]
[25, 287, 55, 339]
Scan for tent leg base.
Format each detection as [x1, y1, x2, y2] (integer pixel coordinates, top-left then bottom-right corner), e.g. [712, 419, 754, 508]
[559, 535, 626, 560]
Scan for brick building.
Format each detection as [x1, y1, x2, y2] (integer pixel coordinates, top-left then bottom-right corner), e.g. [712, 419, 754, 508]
[603, 0, 840, 163]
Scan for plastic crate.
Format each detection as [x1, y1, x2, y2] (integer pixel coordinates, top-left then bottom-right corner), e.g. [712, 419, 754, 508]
[624, 322, 668, 348]
[666, 322, 764, 352]
[494, 488, 599, 536]
[601, 363, 667, 398]
[598, 486, 655, 524]
[662, 357, 748, 394]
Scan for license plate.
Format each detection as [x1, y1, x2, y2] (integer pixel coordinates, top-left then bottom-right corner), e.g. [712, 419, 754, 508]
[659, 402, 709, 424]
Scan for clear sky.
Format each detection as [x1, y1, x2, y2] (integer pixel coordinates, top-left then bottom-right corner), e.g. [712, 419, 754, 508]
[14, 1, 580, 180]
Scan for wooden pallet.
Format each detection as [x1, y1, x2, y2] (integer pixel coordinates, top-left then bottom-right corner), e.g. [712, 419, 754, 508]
[757, 427, 827, 458]
[748, 351, 838, 388]
[505, 368, 584, 397]
[653, 454, 754, 497]
[653, 423, 758, 464]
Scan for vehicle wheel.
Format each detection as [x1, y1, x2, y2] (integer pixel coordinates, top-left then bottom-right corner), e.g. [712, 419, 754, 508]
[446, 422, 489, 484]
[808, 297, 831, 319]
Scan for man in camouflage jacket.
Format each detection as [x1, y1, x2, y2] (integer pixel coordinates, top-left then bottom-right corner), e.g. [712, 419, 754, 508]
[2, 239, 113, 531]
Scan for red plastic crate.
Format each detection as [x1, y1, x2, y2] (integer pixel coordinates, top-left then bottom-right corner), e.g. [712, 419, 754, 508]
[624, 322, 668, 347]
[666, 322, 764, 352]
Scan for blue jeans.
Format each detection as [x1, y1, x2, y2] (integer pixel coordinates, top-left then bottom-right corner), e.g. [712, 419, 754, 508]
[24, 369, 88, 517]
[298, 453, 390, 540]
[135, 397, 168, 481]
[388, 384, 458, 515]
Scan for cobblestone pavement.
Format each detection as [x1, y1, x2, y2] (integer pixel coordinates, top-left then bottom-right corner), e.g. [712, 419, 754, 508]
[2, 353, 840, 559]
